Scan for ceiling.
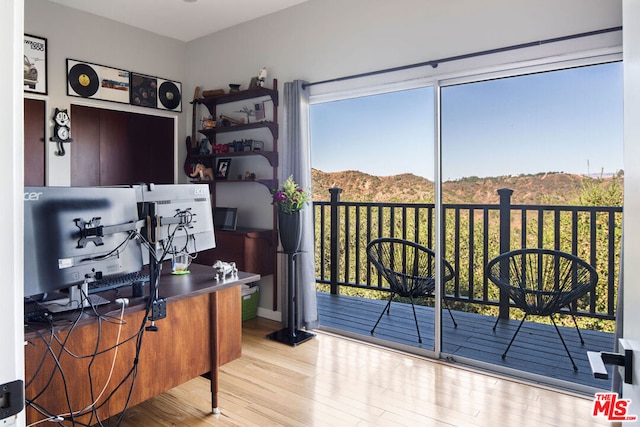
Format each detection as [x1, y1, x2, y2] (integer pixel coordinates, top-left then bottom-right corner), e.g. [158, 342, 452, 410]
[48, 0, 310, 42]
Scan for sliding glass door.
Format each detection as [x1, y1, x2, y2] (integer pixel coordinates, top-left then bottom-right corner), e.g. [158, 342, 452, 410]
[310, 58, 623, 390]
[439, 62, 623, 387]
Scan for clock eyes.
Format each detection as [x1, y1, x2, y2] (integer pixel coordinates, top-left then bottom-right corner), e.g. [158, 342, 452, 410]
[55, 111, 70, 127]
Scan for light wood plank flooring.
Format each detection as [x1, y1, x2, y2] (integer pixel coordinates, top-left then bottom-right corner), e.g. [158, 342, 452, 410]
[115, 318, 612, 427]
[317, 292, 615, 391]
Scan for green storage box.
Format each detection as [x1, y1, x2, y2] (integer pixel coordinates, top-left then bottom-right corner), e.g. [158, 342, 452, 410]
[242, 284, 259, 321]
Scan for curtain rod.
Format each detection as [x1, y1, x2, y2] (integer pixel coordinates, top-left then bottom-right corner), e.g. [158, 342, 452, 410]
[303, 26, 622, 89]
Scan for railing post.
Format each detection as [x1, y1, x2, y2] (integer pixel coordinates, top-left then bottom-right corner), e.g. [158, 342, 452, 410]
[497, 188, 513, 319]
[329, 188, 343, 295]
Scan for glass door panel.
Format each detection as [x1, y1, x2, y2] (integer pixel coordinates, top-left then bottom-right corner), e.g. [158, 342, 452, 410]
[311, 86, 437, 352]
[439, 62, 623, 388]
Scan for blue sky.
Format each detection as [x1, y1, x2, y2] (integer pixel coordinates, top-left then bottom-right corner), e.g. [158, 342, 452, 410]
[310, 62, 623, 181]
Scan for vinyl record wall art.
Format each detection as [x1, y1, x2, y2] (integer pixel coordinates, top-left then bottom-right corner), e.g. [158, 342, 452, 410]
[66, 59, 182, 112]
[130, 73, 158, 109]
[68, 62, 99, 97]
[67, 60, 130, 103]
[157, 79, 182, 111]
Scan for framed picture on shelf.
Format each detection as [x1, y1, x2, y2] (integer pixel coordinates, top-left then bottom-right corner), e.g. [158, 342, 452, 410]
[24, 34, 47, 95]
[216, 158, 231, 180]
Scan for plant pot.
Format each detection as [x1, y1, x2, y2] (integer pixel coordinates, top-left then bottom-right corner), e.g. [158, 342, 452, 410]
[278, 210, 302, 253]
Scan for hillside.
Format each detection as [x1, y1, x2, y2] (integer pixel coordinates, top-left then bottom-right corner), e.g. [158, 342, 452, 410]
[311, 170, 433, 203]
[311, 169, 622, 205]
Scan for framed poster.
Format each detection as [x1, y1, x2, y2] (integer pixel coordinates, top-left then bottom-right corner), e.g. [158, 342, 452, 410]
[24, 34, 47, 95]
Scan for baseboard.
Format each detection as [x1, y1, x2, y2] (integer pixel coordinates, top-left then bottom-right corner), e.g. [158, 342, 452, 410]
[256, 307, 281, 322]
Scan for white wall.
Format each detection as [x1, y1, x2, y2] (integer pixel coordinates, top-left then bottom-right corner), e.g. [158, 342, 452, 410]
[24, 0, 187, 186]
[186, 0, 621, 88]
[623, 0, 640, 416]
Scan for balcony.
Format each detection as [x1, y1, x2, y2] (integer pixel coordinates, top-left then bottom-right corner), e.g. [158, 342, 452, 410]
[313, 187, 621, 392]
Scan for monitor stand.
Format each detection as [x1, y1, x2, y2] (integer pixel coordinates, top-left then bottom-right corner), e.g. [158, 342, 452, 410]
[41, 281, 110, 313]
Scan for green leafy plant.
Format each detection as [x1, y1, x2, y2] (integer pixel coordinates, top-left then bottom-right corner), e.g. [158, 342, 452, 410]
[272, 175, 311, 214]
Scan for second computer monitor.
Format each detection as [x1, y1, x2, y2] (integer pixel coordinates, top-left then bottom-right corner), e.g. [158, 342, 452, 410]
[133, 183, 216, 264]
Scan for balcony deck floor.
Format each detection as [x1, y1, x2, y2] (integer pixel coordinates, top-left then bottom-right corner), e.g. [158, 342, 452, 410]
[317, 291, 615, 392]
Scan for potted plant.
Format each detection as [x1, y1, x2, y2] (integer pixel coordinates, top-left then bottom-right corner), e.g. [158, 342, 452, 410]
[272, 176, 311, 253]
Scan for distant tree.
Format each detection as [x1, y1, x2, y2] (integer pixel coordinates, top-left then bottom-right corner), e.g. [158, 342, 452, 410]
[577, 175, 623, 207]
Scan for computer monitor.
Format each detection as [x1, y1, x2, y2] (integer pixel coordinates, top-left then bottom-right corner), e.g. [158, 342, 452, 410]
[24, 186, 144, 311]
[132, 183, 216, 266]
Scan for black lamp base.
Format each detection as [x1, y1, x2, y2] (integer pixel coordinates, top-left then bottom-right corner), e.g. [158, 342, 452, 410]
[267, 328, 315, 347]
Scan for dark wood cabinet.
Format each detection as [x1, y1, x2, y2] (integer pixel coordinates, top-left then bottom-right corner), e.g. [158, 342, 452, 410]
[99, 109, 130, 185]
[194, 228, 276, 276]
[128, 112, 175, 184]
[71, 105, 174, 186]
[70, 105, 101, 186]
[24, 98, 45, 186]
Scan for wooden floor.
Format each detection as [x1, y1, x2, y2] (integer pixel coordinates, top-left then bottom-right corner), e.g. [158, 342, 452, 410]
[317, 292, 616, 392]
[115, 318, 613, 427]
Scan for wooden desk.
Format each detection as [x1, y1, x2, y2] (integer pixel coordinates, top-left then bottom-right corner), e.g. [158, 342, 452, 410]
[24, 264, 259, 425]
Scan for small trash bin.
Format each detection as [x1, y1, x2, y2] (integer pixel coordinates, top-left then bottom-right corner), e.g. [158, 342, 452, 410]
[241, 284, 259, 321]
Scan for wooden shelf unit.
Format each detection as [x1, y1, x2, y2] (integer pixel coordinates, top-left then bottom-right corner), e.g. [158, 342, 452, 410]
[190, 79, 279, 310]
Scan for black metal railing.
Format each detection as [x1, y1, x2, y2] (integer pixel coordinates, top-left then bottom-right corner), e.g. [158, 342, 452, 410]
[314, 188, 622, 321]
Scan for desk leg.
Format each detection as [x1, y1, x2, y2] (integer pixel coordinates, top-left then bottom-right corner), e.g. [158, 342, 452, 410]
[209, 293, 220, 414]
[208, 285, 243, 414]
[211, 366, 220, 415]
